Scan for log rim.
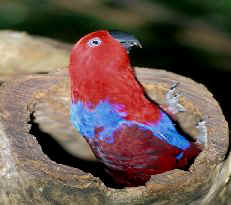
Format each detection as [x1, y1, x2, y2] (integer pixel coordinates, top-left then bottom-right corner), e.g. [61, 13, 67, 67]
[0, 67, 229, 202]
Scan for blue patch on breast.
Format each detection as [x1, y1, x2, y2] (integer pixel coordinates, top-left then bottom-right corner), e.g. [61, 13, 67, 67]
[70, 100, 124, 144]
[70, 100, 190, 150]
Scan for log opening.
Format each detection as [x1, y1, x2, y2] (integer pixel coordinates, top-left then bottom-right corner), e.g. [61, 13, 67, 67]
[0, 68, 229, 205]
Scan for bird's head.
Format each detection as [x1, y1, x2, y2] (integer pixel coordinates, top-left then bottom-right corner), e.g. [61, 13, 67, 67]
[69, 30, 141, 76]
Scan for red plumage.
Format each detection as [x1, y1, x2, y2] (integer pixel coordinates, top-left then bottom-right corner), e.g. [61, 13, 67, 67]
[89, 124, 200, 187]
[69, 30, 201, 187]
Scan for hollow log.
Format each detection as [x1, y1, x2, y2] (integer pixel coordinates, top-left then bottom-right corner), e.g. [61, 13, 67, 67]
[0, 67, 229, 205]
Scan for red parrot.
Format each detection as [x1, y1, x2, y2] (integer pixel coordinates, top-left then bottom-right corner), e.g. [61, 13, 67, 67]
[69, 30, 201, 187]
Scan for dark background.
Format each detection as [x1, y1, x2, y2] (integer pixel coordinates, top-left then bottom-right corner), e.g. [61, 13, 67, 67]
[1, 0, 230, 125]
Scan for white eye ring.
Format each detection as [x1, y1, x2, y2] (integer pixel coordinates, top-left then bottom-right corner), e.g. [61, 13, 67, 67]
[87, 37, 102, 47]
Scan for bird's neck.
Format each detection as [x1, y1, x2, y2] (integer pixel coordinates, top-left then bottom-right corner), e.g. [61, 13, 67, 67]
[71, 62, 140, 103]
[70, 52, 134, 100]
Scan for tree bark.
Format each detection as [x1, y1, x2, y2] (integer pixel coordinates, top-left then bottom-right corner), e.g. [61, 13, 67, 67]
[0, 68, 229, 205]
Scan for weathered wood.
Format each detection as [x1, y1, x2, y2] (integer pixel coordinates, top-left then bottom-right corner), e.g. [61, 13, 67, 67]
[0, 68, 229, 205]
[0, 30, 71, 79]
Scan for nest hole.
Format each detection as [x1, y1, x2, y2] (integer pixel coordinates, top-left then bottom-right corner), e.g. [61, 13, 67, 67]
[28, 112, 124, 188]
[27, 108, 203, 189]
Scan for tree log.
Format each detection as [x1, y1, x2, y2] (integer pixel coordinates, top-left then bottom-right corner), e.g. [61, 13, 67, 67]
[0, 67, 229, 205]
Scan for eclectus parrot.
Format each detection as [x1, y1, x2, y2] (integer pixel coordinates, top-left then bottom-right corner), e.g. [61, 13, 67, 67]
[69, 30, 201, 187]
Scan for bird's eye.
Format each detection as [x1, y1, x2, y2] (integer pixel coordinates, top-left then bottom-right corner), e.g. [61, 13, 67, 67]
[87, 37, 102, 47]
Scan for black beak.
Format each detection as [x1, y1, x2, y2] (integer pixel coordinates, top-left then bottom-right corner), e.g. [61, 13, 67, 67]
[109, 30, 142, 52]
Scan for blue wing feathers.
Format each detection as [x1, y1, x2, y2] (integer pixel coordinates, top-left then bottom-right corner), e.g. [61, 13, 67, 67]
[70, 100, 190, 150]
